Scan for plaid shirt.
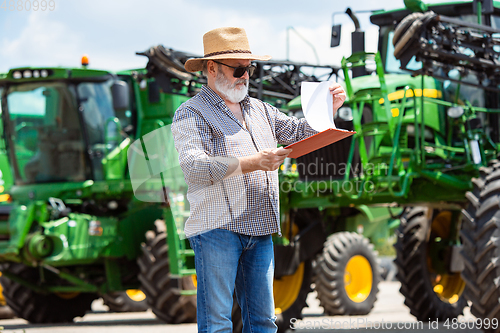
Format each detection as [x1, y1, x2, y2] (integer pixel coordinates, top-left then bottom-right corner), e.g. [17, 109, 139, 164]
[172, 85, 317, 237]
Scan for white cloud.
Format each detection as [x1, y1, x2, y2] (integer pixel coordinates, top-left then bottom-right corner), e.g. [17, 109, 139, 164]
[0, 11, 82, 70]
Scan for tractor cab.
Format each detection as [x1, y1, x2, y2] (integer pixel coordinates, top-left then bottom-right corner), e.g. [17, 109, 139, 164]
[0, 68, 132, 187]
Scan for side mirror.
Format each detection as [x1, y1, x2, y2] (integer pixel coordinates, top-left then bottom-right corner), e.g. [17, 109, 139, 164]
[331, 25, 342, 47]
[111, 80, 130, 112]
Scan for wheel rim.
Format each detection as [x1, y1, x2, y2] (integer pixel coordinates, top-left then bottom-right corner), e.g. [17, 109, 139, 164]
[125, 289, 146, 302]
[428, 211, 465, 304]
[344, 255, 372, 303]
[191, 275, 197, 288]
[0, 272, 5, 306]
[273, 262, 304, 314]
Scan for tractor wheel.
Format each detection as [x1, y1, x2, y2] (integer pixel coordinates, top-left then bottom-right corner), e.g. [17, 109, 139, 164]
[274, 260, 312, 332]
[0, 263, 97, 323]
[0, 272, 15, 319]
[313, 232, 380, 315]
[461, 165, 500, 328]
[232, 260, 312, 333]
[395, 207, 467, 321]
[102, 289, 148, 312]
[137, 221, 196, 323]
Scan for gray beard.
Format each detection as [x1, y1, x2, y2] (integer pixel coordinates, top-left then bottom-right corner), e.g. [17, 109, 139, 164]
[214, 70, 249, 104]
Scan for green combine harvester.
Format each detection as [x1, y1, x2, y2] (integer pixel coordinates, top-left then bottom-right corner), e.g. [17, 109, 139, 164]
[0, 0, 499, 332]
[314, 0, 500, 326]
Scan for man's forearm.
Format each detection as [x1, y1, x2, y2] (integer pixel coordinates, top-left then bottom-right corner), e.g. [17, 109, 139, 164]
[238, 155, 261, 174]
[223, 155, 259, 179]
[224, 148, 291, 179]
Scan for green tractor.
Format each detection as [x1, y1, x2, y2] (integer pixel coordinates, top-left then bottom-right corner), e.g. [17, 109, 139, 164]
[0, 58, 198, 323]
[277, 0, 500, 327]
[0, 119, 147, 315]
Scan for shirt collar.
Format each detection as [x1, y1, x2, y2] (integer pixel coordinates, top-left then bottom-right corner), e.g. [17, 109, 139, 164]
[241, 95, 251, 113]
[200, 85, 226, 106]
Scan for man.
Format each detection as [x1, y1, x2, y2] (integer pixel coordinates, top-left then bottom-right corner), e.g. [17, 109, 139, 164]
[172, 27, 345, 333]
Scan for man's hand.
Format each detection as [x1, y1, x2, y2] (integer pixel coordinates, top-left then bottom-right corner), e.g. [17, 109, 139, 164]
[329, 82, 347, 118]
[257, 147, 293, 171]
[238, 147, 292, 173]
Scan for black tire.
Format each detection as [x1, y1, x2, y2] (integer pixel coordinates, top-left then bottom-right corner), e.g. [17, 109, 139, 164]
[102, 290, 148, 312]
[137, 221, 196, 324]
[232, 260, 312, 333]
[395, 207, 467, 321]
[461, 165, 500, 331]
[0, 272, 15, 319]
[0, 263, 96, 323]
[314, 232, 380, 315]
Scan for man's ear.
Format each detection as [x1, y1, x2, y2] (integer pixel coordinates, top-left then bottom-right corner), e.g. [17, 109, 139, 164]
[207, 60, 217, 77]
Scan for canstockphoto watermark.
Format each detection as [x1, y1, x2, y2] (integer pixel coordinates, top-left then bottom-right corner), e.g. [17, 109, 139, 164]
[290, 318, 425, 330]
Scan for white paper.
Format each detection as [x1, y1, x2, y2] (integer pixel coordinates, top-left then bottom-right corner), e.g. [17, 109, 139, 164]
[301, 81, 336, 132]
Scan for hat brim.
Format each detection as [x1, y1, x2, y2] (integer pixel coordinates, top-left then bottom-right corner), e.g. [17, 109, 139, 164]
[185, 53, 272, 72]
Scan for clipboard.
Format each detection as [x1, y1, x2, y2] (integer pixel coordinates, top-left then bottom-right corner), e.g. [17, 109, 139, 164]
[285, 128, 355, 159]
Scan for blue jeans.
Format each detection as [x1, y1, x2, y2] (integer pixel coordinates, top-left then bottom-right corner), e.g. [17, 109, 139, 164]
[188, 228, 277, 333]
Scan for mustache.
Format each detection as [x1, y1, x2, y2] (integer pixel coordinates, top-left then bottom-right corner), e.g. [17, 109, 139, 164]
[233, 78, 248, 87]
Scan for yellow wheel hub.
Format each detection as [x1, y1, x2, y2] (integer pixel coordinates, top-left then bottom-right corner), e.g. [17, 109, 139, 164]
[125, 289, 146, 302]
[428, 211, 465, 304]
[344, 255, 372, 303]
[0, 272, 5, 306]
[432, 275, 463, 304]
[273, 263, 304, 315]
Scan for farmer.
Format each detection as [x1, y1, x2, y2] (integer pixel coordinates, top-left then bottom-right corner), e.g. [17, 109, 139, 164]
[172, 26, 346, 333]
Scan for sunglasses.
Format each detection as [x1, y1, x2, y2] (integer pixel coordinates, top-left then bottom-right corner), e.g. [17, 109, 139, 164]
[212, 60, 256, 78]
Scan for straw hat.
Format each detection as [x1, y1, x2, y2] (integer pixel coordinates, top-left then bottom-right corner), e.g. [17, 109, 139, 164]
[184, 27, 272, 72]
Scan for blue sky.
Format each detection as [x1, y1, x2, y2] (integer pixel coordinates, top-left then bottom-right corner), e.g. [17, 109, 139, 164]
[0, 0, 461, 73]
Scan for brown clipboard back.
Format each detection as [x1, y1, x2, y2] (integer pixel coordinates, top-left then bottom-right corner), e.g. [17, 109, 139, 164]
[284, 128, 355, 159]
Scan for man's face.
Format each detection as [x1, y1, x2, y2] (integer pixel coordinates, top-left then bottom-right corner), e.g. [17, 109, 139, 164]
[213, 59, 251, 104]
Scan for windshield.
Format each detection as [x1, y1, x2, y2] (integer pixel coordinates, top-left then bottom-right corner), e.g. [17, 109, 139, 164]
[77, 79, 133, 180]
[6, 82, 86, 183]
[4, 78, 131, 184]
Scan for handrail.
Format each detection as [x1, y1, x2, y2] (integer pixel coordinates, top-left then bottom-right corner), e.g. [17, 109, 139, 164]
[103, 117, 126, 178]
[104, 117, 124, 155]
[387, 85, 414, 196]
[341, 51, 399, 199]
